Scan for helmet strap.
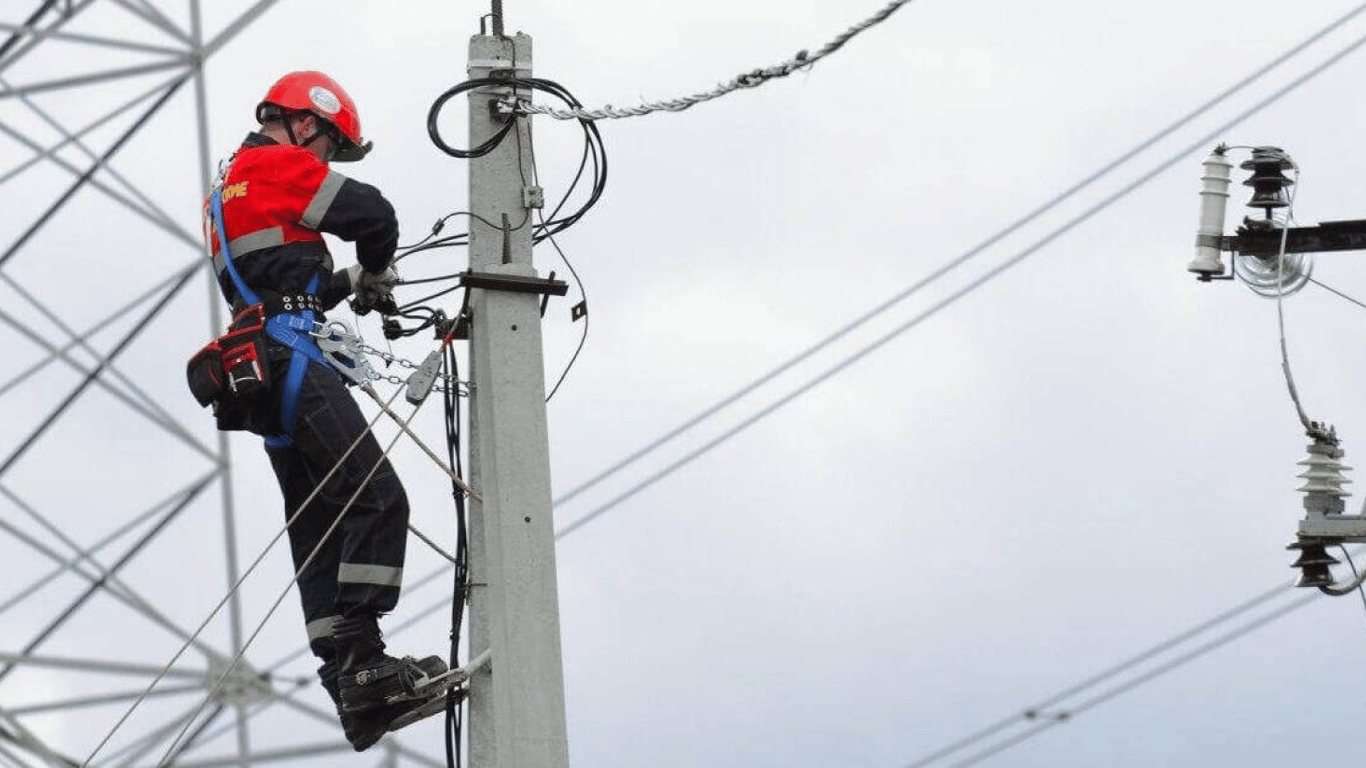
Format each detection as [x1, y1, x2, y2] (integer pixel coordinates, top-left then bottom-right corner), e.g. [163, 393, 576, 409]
[281, 111, 301, 147]
[287, 112, 337, 161]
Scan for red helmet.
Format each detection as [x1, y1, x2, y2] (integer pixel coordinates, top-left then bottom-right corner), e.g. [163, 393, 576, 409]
[256, 71, 371, 162]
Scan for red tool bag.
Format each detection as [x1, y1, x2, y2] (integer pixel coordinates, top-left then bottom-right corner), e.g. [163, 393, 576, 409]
[186, 304, 271, 407]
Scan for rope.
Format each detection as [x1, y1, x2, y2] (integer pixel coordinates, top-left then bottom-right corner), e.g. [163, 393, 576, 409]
[516, 0, 915, 120]
[153, 393, 436, 767]
[358, 382, 477, 498]
[408, 522, 460, 566]
[82, 384, 408, 767]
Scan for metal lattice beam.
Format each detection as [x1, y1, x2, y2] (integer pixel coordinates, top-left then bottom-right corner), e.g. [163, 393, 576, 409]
[0, 3, 450, 764]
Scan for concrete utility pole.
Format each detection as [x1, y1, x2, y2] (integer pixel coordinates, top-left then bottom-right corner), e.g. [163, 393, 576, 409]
[465, 30, 572, 768]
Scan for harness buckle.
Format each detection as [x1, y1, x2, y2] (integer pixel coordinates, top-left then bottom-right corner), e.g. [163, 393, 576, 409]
[311, 320, 377, 387]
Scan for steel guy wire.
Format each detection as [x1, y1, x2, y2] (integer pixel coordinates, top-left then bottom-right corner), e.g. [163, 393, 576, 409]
[98, 701, 217, 768]
[1310, 275, 1366, 310]
[151, 393, 437, 768]
[516, 0, 916, 120]
[357, 382, 476, 498]
[551, 0, 1366, 511]
[245, 375, 478, 677]
[103, 679, 312, 768]
[552, 4, 1366, 539]
[263, 565, 455, 675]
[80, 383, 408, 767]
[164, 706, 227, 767]
[519, 110, 589, 402]
[408, 521, 460, 567]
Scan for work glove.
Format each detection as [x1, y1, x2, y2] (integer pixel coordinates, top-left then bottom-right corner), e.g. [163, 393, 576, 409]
[347, 264, 399, 312]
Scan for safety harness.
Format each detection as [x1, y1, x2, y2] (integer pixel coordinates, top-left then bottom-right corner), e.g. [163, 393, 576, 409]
[210, 187, 333, 448]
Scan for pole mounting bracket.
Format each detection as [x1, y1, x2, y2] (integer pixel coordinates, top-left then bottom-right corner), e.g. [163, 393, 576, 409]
[460, 270, 568, 297]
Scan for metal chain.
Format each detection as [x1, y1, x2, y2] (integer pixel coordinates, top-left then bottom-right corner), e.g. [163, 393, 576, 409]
[358, 339, 469, 394]
[513, 0, 915, 121]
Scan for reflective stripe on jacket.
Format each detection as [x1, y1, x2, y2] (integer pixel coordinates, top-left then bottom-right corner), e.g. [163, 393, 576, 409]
[202, 132, 399, 312]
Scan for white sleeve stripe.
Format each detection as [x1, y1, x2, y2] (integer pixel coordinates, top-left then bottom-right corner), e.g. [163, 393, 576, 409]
[300, 170, 346, 229]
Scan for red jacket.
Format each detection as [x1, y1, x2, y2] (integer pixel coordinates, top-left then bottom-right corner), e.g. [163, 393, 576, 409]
[205, 133, 398, 312]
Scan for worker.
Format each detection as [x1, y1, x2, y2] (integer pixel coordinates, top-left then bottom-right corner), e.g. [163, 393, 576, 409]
[199, 70, 445, 751]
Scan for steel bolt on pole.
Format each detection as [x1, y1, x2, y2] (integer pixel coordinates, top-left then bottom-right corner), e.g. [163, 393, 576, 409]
[465, 31, 571, 768]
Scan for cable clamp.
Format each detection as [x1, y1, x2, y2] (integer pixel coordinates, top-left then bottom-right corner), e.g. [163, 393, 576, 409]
[405, 350, 444, 406]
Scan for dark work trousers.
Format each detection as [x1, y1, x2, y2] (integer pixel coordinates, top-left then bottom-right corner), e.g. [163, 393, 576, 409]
[257, 343, 410, 662]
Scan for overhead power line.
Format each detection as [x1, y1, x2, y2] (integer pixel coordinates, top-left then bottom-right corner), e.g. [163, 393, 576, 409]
[901, 576, 1322, 767]
[518, 0, 916, 120]
[1310, 276, 1366, 312]
[552, 0, 1366, 539]
[934, 588, 1324, 768]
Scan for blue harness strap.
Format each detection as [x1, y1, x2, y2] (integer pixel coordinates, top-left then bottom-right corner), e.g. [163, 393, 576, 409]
[212, 189, 330, 448]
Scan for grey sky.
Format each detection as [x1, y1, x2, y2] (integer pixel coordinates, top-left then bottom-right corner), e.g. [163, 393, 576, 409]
[3, 1, 1366, 767]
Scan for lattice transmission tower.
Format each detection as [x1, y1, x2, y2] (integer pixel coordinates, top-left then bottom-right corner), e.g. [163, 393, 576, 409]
[0, 3, 450, 767]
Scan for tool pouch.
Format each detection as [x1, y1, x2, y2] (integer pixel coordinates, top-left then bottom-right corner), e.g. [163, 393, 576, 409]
[219, 303, 270, 398]
[185, 304, 271, 429]
[185, 340, 225, 407]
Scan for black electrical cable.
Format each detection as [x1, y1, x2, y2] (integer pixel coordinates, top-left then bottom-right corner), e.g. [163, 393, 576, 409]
[542, 223, 589, 403]
[520, 79, 607, 244]
[393, 210, 532, 265]
[517, 115, 591, 402]
[398, 273, 466, 287]
[428, 77, 519, 159]
[396, 236, 469, 264]
[426, 75, 607, 245]
[538, 133, 595, 241]
[400, 284, 466, 311]
[442, 341, 470, 768]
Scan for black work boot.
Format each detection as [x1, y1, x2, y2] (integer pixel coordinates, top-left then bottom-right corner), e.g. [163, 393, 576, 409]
[320, 663, 381, 750]
[322, 661, 445, 748]
[334, 614, 447, 715]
